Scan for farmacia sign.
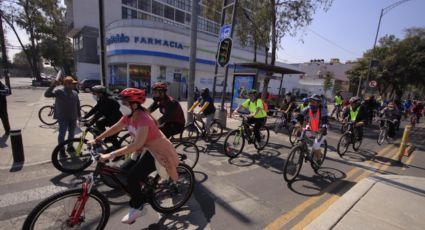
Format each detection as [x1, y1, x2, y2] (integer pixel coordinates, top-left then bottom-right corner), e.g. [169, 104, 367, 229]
[106, 33, 184, 50]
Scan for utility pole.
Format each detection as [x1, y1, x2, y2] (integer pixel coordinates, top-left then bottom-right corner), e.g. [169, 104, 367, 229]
[187, 0, 199, 123]
[98, 0, 107, 86]
[0, 9, 11, 93]
[363, 0, 411, 95]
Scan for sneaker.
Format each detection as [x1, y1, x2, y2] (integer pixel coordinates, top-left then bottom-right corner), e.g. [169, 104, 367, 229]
[121, 206, 147, 224]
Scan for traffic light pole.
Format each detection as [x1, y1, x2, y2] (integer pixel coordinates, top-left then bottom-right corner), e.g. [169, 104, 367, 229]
[220, 0, 238, 111]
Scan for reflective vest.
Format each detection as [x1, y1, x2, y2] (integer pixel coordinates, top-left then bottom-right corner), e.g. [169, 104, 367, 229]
[349, 106, 360, 122]
[335, 95, 342, 105]
[308, 109, 320, 132]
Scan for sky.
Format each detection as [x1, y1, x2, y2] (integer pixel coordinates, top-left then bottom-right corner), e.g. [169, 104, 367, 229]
[5, 0, 425, 64]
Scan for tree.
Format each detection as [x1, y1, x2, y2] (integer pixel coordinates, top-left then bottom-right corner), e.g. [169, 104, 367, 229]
[322, 71, 333, 96]
[346, 28, 425, 99]
[1, 0, 65, 81]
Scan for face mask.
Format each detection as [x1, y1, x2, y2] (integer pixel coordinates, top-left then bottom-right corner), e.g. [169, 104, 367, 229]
[310, 105, 317, 111]
[92, 95, 99, 101]
[119, 104, 132, 116]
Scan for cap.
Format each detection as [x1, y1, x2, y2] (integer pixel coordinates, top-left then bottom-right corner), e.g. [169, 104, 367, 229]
[63, 76, 78, 84]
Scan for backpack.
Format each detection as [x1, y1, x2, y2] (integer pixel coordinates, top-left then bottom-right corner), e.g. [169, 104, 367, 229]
[260, 99, 269, 113]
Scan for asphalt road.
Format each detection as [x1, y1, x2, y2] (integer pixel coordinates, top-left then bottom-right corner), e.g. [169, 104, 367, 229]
[1, 80, 425, 229]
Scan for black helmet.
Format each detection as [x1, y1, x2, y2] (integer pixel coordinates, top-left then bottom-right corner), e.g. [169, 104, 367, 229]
[248, 89, 257, 95]
[91, 85, 106, 94]
[349, 96, 360, 104]
[309, 94, 321, 102]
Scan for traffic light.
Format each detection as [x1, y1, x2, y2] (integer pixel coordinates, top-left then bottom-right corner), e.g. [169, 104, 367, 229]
[217, 38, 232, 67]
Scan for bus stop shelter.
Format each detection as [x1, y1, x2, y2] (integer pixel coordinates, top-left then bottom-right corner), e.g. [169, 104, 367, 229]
[230, 62, 304, 112]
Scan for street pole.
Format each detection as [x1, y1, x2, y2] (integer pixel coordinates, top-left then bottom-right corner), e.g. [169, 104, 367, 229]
[98, 0, 107, 86]
[0, 10, 11, 93]
[363, 0, 411, 95]
[187, 0, 199, 123]
[220, 0, 238, 110]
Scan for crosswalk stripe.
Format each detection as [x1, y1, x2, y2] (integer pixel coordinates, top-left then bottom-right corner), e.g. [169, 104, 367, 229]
[0, 185, 67, 208]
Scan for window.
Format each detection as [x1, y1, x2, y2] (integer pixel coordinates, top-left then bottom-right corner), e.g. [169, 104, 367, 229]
[185, 13, 191, 24]
[122, 7, 128, 19]
[122, 0, 137, 8]
[164, 5, 174, 20]
[152, 1, 164, 16]
[175, 9, 185, 23]
[130, 9, 137, 18]
[138, 12, 152, 20]
[138, 0, 151, 12]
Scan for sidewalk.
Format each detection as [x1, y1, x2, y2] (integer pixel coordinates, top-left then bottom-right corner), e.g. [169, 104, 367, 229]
[306, 175, 425, 230]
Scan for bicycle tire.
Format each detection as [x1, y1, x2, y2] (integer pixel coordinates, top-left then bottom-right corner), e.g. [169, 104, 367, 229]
[274, 116, 285, 133]
[337, 133, 350, 157]
[283, 145, 304, 183]
[289, 126, 300, 146]
[51, 138, 93, 173]
[23, 188, 110, 230]
[352, 135, 362, 151]
[38, 105, 57, 125]
[180, 123, 200, 144]
[310, 139, 328, 171]
[377, 128, 387, 145]
[207, 120, 223, 143]
[80, 105, 93, 122]
[150, 164, 195, 214]
[175, 141, 200, 169]
[223, 129, 245, 158]
[254, 126, 270, 150]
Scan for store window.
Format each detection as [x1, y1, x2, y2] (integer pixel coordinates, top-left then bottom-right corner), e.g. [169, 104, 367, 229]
[158, 66, 166, 81]
[122, 0, 137, 8]
[129, 65, 151, 92]
[175, 9, 185, 23]
[109, 64, 127, 90]
[164, 5, 174, 20]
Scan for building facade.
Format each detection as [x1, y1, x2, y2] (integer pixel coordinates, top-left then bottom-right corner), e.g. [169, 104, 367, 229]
[65, 0, 288, 97]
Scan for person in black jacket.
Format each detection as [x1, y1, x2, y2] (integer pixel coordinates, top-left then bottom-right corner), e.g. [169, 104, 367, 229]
[0, 78, 11, 135]
[83, 85, 122, 148]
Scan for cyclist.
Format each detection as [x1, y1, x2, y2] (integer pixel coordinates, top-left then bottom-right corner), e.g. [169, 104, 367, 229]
[234, 89, 267, 143]
[299, 94, 328, 167]
[89, 88, 179, 224]
[330, 91, 343, 120]
[379, 101, 400, 139]
[412, 100, 423, 123]
[188, 88, 216, 136]
[293, 97, 309, 125]
[148, 82, 185, 138]
[342, 96, 368, 141]
[82, 85, 122, 149]
[279, 95, 297, 123]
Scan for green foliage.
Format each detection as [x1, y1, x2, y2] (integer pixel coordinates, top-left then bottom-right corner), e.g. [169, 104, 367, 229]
[346, 28, 425, 98]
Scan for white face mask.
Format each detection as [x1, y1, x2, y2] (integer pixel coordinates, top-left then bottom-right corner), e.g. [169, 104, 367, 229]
[119, 104, 132, 116]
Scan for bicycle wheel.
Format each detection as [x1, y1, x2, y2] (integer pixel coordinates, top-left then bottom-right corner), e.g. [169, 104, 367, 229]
[23, 188, 110, 230]
[51, 138, 93, 173]
[254, 126, 270, 150]
[283, 146, 304, 183]
[150, 164, 195, 214]
[274, 117, 285, 133]
[207, 120, 223, 143]
[340, 123, 348, 134]
[352, 134, 362, 151]
[289, 126, 300, 146]
[377, 128, 387, 145]
[337, 133, 350, 157]
[180, 123, 200, 144]
[223, 129, 245, 158]
[80, 104, 93, 121]
[175, 142, 199, 169]
[38, 105, 57, 125]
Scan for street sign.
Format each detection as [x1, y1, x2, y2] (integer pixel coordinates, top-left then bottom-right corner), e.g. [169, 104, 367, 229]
[219, 24, 231, 41]
[369, 80, 377, 88]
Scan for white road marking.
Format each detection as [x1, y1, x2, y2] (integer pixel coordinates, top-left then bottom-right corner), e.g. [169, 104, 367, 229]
[0, 185, 67, 208]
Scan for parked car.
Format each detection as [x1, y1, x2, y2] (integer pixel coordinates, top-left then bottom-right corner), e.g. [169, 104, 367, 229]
[79, 79, 101, 92]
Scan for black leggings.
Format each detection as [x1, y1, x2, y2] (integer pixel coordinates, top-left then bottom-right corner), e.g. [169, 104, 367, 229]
[121, 153, 156, 209]
[122, 122, 181, 209]
[247, 117, 266, 142]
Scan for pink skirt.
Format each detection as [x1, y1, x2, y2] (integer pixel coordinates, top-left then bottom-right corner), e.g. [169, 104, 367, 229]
[145, 133, 179, 172]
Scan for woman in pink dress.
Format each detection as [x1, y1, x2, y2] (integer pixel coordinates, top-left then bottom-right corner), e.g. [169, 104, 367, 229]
[89, 88, 179, 224]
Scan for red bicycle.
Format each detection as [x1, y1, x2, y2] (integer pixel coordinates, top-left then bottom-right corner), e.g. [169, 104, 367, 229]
[23, 143, 195, 229]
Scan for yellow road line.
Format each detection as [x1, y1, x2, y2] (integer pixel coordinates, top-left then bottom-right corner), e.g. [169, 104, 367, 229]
[288, 147, 399, 230]
[265, 144, 395, 230]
